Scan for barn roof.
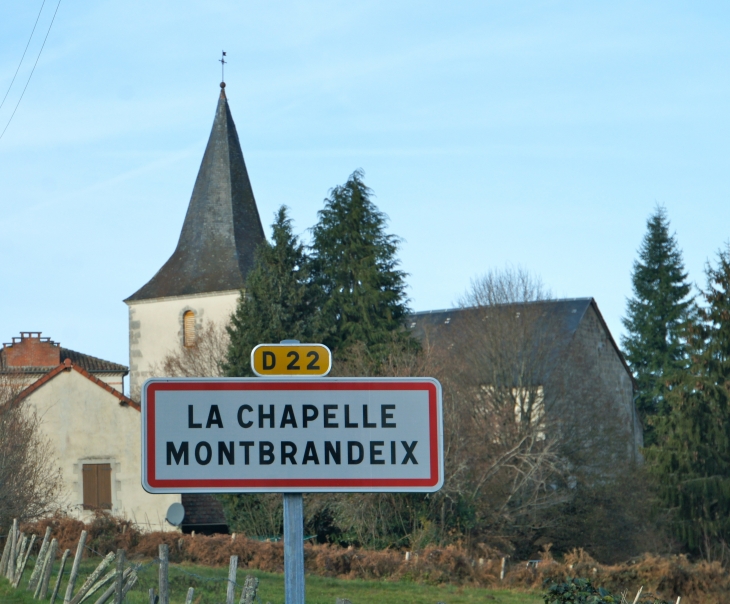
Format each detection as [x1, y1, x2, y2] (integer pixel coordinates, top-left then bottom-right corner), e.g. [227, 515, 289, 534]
[408, 297, 633, 385]
[408, 297, 593, 341]
[125, 84, 265, 303]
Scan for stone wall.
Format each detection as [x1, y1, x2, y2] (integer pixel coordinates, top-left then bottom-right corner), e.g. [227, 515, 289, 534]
[126, 290, 239, 398]
[570, 303, 642, 461]
[24, 367, 180, 530]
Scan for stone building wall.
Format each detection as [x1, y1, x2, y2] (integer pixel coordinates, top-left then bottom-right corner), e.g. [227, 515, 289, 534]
[23, 368, 180, 530]
[127, 290, 239, 399]
[570, 304, 642, 460]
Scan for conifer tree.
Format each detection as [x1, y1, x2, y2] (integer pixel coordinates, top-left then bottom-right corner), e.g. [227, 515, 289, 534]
[309, 170, 413, 358]
[621, 206, 693, 443]
[649, 245, 730, 559]
[224, 206, 313, 376]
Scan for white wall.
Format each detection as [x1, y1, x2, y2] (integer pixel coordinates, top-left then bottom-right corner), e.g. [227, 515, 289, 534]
[24, 368, 180, 530]
[126, 290, 239, 398]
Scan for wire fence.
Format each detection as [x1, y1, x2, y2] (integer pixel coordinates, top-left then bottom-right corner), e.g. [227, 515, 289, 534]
[0, 522, 270, 604]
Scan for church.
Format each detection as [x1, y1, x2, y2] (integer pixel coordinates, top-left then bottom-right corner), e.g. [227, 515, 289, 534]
[2, 82, 641, 533]
[1, 82, 258, 533]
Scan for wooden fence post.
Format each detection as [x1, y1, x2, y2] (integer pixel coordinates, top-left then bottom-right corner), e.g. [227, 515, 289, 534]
[6, 520, 19, 580]
[92, 567, 132, 604]
[148, 587, 155, 604]
[12, 534, 28, 585]
[49, 548, 71, 604]
[114, 549, 125, 604]
[118, 571, 138, 601]
[158, 544, 169, 604]
[37, 538, 59, 600]
[226, 555, 238, 604]
[28, 526, 53, 591]
[69, 550, 116, 604]
[239, 576, 259, 604]
[14, 533, 36, 588]
[63, 529, 88, 604]
[185, 587, 195, 604]
[0, 526, 11, 576]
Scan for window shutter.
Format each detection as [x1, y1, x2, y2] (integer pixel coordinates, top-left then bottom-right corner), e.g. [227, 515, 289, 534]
[82, 465, 98, 509]
[183, 311, 196, 347]
[98, 464, 112, 509]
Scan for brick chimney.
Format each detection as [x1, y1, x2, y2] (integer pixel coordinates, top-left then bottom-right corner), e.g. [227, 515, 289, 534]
[2, 332, 61, 368]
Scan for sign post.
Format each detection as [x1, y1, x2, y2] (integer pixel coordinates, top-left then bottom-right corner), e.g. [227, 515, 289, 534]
[274, 340, 311, 604]
[141, 367, 443, 604]
[283, 493, 305, 604]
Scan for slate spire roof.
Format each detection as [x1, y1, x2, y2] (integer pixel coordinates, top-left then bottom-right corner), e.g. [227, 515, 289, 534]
[126, 84, 265, 302]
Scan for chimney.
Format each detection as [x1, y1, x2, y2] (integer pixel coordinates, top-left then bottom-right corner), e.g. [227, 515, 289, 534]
[2, 332, 61, 368]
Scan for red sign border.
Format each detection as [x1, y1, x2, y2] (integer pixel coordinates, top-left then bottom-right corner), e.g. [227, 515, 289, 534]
[142, 378, 443, 493]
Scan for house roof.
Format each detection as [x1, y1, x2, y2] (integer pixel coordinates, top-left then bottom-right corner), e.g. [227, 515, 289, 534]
[13, 359, 139, 411]
[125, 85, 265, 303]
[409, 297, 634, 386]
[0, 347, 128, 376]
[60, 348, 128, 374]
[409, 297, 593, 342]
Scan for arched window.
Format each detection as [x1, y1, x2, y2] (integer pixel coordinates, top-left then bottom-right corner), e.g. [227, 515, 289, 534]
[183, 311, 196, 347]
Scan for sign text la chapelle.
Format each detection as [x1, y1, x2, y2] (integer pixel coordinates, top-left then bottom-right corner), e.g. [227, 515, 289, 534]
[142, 378, 443, 493]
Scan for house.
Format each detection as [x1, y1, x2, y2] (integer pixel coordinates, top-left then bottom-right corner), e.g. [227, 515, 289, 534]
[0, 332, 179, 529]
[409, 298, 643, 463]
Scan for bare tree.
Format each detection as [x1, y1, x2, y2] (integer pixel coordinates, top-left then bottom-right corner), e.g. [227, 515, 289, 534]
[439, 267, 644, 556]
[154, 320, 229, 378]
[0, 374, 63, 527]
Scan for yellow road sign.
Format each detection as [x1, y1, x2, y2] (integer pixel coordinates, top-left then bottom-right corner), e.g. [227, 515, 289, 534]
[251, 343, 332, 377]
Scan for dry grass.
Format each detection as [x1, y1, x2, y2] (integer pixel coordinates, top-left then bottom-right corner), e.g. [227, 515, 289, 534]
[16, 515, 730, 603]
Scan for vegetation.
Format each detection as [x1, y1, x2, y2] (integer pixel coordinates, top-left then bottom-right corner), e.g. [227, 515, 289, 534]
[309, 169, 414, 362]
[225, 205, 315, 377]
[621, 206, 694, 444]
[0, 565, 541, 604]
[9, 516, 724, 603]
[648, 244, 730, 560]
[542, 578, 668, 604]
[0, 376, 62, 528]
[154, 191, 730, 566]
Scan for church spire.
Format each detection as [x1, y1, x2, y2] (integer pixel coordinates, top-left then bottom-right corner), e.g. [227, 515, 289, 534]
[126, 86, 265, 302]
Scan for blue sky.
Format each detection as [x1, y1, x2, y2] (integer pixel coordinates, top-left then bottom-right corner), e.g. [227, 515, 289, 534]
[1, 1, 729, 374]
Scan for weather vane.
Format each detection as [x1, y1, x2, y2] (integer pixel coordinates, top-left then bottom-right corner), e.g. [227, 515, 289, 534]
[220, 51, 227, 84]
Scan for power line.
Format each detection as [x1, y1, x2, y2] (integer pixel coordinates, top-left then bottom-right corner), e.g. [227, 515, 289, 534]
[0, 0, 47, 111]
[0, 0, 62, 142]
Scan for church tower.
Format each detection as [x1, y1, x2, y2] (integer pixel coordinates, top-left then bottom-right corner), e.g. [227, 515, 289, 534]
[125, 84, 265, 397]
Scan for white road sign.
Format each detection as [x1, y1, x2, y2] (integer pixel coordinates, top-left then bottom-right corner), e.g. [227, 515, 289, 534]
[142, 378, 443, 493]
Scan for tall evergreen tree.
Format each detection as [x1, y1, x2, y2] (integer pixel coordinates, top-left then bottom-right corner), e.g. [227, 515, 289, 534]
[622, 206, 693, 443]
[310, 169, 413, 358]
[648, 245, 730, 559]
[224, 206, 313, 376]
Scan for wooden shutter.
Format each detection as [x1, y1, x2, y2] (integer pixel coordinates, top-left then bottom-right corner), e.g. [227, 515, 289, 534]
[82, 465, 98, 509]
[183, 311, 196, 347]
[98, 464, 112, 509]
[82, 463, 113, 510]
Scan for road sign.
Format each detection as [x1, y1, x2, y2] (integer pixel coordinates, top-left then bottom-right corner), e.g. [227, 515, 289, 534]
[141, 377, 443, 494]
[251, 343, 332, 377]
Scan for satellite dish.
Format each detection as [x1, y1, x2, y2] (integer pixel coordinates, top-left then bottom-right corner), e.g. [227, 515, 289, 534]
[165, 502, 185, 527]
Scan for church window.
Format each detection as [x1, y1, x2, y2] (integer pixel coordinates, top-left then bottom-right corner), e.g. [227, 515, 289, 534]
[82, 463, 112, 510]
[183, 311, 196, 347]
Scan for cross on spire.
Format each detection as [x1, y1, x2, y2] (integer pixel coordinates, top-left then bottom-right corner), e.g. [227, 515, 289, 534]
[220, 51, 227, 84]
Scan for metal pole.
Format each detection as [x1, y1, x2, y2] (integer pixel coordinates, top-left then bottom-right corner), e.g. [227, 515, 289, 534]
[283, 493, 305, 604]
